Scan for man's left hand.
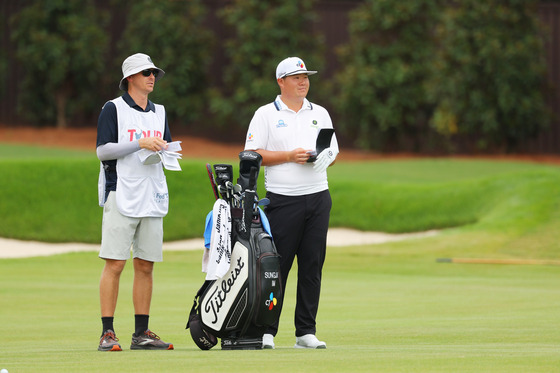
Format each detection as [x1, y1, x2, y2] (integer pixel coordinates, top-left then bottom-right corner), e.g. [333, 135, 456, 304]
[313, 147, 338, 173]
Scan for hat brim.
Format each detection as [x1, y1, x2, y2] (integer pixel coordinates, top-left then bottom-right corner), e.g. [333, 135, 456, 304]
[279, 70, 318, 79]
[119, 65, 165, 91]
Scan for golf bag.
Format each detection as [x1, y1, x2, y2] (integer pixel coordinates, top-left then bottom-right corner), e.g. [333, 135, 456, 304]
[186, 151, 282, 350]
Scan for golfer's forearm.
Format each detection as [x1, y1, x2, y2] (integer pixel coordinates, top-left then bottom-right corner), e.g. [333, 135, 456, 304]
[254, 149, 295, 166]
[96, 141, 140, 161]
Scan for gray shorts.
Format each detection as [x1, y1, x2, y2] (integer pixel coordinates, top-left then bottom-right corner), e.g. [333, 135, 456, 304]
[99, 192, 164, 262]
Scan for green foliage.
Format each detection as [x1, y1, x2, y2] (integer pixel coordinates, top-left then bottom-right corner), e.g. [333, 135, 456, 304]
[336, 0, 443, 151]
[9, 0, 109, 127]
[0, 8, 7, 98]
[116, 0, 213, 127]
[2, 2, 553, 152]
[210, 0, 324, 131]
[428, 0, 549, 151]
[336, 0, 549, 152]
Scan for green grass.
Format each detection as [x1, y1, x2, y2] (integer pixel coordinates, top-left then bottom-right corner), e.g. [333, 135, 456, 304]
[329, 159, 560, 233]
[0, 143, 559, 372]
[0, 143, 95, 160]
[2, 146, 560, 247]
[0, 247, 558, 372]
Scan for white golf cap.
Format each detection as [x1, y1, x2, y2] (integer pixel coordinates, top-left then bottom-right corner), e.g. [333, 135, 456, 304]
[275, 57, 317, 79]
[119, 53, 165, 91]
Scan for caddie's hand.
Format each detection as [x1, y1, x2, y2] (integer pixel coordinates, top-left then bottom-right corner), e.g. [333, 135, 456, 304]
[313, 147, 338, 173]
[139, 137, 168, 152]
[289, 148, 312, 164]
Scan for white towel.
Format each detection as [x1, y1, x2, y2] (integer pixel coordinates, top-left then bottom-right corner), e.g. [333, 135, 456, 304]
[203, 199, 232, 280]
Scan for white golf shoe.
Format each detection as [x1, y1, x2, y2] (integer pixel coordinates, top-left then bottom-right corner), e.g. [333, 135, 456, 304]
[294, 334, 327, 349]
[262, 334, 275, 349]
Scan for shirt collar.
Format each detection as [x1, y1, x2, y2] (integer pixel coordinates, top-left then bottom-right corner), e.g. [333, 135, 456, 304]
[122, 92, 156, 113]
[274, 95, 313, 112]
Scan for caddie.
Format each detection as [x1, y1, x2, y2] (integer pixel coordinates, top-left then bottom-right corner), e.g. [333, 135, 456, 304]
[95, 53, 174, 351]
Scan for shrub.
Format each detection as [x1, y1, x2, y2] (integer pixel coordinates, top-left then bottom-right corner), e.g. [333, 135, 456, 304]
[336, 0, 549, 152]
[428, 0, 549, 151]
[115, 0, 213, 128]
[10, 0, 109, 127]
[335, 0, 443, 151]
[210, 0, 324, 132]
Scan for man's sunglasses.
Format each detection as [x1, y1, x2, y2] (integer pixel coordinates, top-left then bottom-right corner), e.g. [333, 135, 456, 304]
[141, 69, 159, 78]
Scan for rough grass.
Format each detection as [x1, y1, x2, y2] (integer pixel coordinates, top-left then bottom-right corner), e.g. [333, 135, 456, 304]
[1, 146, 560, 247]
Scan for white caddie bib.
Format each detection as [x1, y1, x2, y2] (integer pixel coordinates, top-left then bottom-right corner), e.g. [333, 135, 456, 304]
[112, 97, 169, 217]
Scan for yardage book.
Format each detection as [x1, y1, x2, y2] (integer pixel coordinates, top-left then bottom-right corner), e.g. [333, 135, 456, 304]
[137, 140, 183, 171]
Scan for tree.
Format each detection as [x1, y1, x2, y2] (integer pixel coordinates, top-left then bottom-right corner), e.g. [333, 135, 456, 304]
[0, 8, 7, 99]
[335, 0, 443, 151]
[428, 0, 549, 151]
[116, 0, 213, 128]
[10, 0, 108, 128]
[210, 0, 324, 133]
[336, 0, 549, 152]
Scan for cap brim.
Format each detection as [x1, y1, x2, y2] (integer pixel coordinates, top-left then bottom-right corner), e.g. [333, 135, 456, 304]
[280, 70, 318, 78]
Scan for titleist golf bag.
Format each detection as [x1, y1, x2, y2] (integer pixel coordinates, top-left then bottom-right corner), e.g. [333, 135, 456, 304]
[186, 151, 282, 350]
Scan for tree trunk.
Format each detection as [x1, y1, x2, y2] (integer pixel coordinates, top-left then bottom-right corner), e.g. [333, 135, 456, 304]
[56, 91, 67, 128]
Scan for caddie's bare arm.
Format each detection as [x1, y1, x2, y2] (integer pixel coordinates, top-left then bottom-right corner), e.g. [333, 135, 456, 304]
[254, 148, 311, 166]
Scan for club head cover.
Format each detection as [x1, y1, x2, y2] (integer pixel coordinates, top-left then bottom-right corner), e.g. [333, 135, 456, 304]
[213, 164, 233, 187]
[237, 151, 263, 191]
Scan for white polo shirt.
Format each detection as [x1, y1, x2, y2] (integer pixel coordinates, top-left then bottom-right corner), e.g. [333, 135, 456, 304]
[244, 96, 338, 196]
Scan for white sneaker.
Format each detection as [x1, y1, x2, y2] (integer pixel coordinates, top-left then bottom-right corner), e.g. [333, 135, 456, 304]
[262, 334, 275, 349]
[294, 334, 326, 349]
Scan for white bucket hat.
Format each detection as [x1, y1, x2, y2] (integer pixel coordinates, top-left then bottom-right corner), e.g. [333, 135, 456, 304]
[119, 53, 165, 91]
[275, 57, 317, 79]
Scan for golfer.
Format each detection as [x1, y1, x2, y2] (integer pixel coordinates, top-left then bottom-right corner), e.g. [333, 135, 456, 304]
[244, 57, 339, 349]
[96, 53, 174, 351]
